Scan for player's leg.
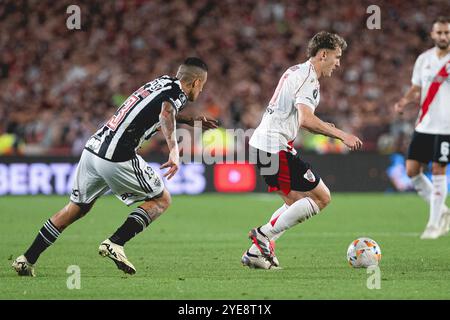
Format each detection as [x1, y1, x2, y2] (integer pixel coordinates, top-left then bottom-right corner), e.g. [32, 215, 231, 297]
[12, 201, 96, 276]
[407, 159, 434, 202]
[407, 132, 433, 202]
[246, 151, 325, 267]
[431, 162, 449, 235]
[246, 203, 288, 267]
[12, 150, 106, 276]
[406, 132, 448, 238]
[98, 155, 167, 274]
[260, 180, 329, 239]
[106, 189, 171, 247]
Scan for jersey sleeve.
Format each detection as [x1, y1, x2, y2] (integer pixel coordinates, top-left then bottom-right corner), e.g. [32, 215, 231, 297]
[294, 73, 317, 111]
[165, 83, 188, 114]
[411, 55, 423, 87]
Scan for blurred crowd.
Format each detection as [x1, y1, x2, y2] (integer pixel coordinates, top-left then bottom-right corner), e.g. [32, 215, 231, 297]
[1, 0, 448, 157]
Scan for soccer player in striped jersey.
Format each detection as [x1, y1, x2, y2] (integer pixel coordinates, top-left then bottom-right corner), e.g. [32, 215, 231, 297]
[394, 17, 450, 239]
[242, 32, 362, 269]
[12, 57, 217, 276]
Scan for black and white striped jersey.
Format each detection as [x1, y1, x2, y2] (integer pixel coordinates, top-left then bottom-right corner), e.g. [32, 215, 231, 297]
[85, 75, 188, 162]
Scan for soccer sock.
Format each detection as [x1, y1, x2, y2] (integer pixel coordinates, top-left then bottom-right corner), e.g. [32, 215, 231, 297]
[249, 204, 288, 255]
[269, 204, 289, 242]
[428, 175, 448, 228]
[411, 173, 433, 202]
[109, 207, 152, 246]
[24, 219, 61, 264]
[260, 197, 320, 239]
[411, 173, 449, 213]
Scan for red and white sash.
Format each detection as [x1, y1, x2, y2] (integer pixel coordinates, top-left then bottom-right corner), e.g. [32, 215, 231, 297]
[416, 60, 450, 126]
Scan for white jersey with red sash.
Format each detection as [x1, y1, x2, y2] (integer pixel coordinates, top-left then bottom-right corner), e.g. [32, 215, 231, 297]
[249, 60, 321, 154]
[412, 47, 450, 134]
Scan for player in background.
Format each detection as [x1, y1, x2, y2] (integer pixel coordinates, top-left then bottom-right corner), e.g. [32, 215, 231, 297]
[242, 32, 362, 269]
[12, 58, 217, 276]
[394, 17, 450, 239]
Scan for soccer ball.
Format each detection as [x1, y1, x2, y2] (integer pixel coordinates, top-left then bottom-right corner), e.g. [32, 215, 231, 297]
[346, 237, 381, 268]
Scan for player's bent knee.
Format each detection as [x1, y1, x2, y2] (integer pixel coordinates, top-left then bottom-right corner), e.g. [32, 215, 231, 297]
[316, 192, 331, 210]
[158, 190, 172, 211]
[406, 168, 419, 178]
[323, 192, 332, 207]
[74, 202, 94, 216]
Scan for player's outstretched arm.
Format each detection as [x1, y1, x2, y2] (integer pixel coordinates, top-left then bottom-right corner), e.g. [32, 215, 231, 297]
[394, 85, 421, 114]
[176, 113, 219, 130]
[159, 101, 179, 179]
[296, 104, 363, 151]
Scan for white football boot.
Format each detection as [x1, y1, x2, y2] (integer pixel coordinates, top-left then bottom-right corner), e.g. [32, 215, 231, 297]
[241, 250, 281, 270]
[420, 225, 441, 240]
[99, 239, 136, 275]
[12, 255, 35, 277]
[248, 227, 272, 258]
[246, 228, 280, 269]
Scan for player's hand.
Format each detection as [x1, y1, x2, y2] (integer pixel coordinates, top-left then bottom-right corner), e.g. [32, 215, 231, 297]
[194, 115, 219, 130]
[325, 122, 335, 128]
[160, 150, 180, 180]
[394, 99, 406, 115]
[342, 134, 363, 151]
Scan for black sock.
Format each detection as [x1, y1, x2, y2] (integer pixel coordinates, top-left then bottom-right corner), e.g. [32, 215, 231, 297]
[109, 207, 151, 246]
[24, 219, 61, 264]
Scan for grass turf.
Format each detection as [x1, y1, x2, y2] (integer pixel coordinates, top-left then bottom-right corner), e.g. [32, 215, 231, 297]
[0, 193, 449, 299]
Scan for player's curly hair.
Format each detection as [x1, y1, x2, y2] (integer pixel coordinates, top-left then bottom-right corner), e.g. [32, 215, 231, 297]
[307, 31, 347, 58]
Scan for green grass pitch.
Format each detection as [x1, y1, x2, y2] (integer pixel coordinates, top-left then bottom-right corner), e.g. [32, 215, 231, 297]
[1, 193, 449, 299]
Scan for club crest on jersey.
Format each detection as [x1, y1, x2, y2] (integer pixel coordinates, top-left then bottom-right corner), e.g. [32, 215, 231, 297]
[179, 93, 187, 105]
[313, 89, 318, 99]
[303, 169, 316, 183]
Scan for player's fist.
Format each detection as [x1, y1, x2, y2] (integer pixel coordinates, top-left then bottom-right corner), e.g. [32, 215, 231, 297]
[342, 134, 363, 151]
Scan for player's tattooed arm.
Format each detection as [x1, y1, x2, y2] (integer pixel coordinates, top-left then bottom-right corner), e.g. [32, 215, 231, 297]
[159, 101, 179, 179]
[176, 113, 219, 130]
[394, 85, 421, 114]
[297, 104, 362, 151]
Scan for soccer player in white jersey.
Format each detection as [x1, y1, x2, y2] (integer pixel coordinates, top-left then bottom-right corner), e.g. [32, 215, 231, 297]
[394, 16, 450, 239]
[12, 58, 217, 276]
[242, 32, 363, 269]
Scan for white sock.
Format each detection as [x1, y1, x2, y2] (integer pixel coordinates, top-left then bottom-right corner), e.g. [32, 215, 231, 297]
[428, 175, 448, 228]
[248, 204, 288, 255]
[411, 173, 449, 215]
[411, 173, 433, 202]
[269, 204, 289, 241]
[260, 197, 320, 239]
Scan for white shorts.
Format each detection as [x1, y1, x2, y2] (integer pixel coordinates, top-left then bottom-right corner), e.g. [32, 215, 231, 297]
[70, 150, 165, 206]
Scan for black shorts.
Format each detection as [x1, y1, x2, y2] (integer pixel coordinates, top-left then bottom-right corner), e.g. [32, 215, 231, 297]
[407, 131, 450, 164]
[255, 149, 321, 195]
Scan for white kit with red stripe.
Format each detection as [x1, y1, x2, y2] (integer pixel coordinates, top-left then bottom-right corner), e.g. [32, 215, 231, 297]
[412, 47, 450, 134]
[249, 60, 321, 154]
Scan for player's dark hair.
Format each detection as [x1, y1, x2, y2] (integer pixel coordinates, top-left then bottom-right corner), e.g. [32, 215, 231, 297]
[184, 57, 208, 72]
[307, 31, 347, 58]
[433, 16, 449, 25]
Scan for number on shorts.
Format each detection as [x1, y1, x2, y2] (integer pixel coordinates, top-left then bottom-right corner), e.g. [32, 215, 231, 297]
[439, 141, 449, 162]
